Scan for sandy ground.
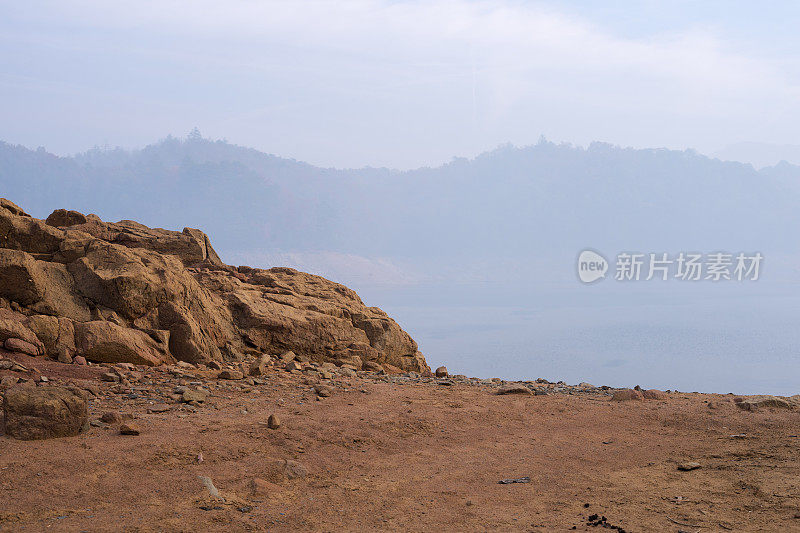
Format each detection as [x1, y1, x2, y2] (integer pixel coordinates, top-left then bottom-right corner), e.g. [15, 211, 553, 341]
[1, 355, 800, 532]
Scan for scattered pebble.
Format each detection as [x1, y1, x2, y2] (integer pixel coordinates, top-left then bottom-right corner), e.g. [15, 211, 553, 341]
[119, 423, 140, 436]
[267, 414, 281, 429]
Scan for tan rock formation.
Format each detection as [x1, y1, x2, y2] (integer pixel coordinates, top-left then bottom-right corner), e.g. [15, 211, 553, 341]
[0, 199, 429, 372]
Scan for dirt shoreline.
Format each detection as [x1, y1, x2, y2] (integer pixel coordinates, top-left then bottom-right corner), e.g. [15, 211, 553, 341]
[2, 353, 799, 532]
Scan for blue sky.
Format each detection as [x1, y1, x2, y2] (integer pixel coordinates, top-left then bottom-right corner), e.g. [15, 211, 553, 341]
[1, 1, 799, 168]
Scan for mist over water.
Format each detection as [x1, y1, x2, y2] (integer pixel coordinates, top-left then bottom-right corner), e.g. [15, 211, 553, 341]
[349, 256, 800, 396]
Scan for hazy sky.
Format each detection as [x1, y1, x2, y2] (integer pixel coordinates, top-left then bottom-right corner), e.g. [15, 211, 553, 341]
[2, 1, 800, 168]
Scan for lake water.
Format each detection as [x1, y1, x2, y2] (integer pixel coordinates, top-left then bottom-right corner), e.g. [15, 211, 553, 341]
[359, 279, 800, 396]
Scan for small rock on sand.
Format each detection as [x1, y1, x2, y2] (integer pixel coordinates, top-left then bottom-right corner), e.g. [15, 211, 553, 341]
[267, 414, 281, 429]
[677, 461, 701, 471]
[182, 389, 208, 403]
[315, 385, 333, 397]
[279, 351, 297, 363]
[642, 389, 667, 400]
[734, 396, 794, 411]
[119, 423, 140, 435]
[100, 411, 122, 424]
[249, 478, 283, 497]
[283, 459, 307, 479]
[611, 389, 644, 401]
[435, 366, 448, 378]
[496, 384, 532, 395]
[285, 361, 303, 372]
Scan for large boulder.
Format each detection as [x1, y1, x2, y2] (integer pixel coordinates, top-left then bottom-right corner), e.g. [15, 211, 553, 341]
[74, 321, 174, 366]
[26, 315, 76, 362]
[2, 385, 88, 440]
[0, 309, 45, 355]
[222, 268, 428, 371]
[46, 209, 88, 227]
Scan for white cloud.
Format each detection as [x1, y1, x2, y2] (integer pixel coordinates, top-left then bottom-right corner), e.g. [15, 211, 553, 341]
[3, 1, 799, 166]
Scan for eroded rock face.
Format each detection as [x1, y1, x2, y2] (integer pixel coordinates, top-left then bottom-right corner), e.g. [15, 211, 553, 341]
[0, 199, 429, 372]
[2, 385, 88, 440]
[73, 321, 174, 366]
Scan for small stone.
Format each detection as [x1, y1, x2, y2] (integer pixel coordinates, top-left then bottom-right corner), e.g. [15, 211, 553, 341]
[182, 389, 208, 403]
[677, 462, 701, 471]
[611, 389, 644, 401]
[285, 361, 302, 372]
[279, 351, 297, 363]
[315, 385, 333, 397]
[207, 360, 223, 370]
[248, 478, 282, 497]
[100, 372, 120, 383]
[338, 367, 357, 378]
[249, 355, 270, 377]
[267, 414, 281, 429]
[496, 384, 532, 395]
[119, 423, 140, 436]
[435, 366, 448, 378]
[72, 356, 87, 366]
[283, 459, 307, 479]
[0, 359, 13, 370]
[642, 389, 667, 400]
[100, 411, 122, 424]
[217, 369, 244, 380]
[90, 419, 109, 428]
[147, 404, 171, 413]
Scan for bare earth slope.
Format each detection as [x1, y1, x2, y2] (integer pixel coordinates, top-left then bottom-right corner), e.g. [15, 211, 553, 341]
[1, 354, 799, 532]
[1, 198, 799, 532]
[0, 198, 428, 373]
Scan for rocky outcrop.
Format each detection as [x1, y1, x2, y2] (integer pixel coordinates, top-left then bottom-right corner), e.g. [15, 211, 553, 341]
[734, 395, 798, 411]
[0, 199, 429, 372]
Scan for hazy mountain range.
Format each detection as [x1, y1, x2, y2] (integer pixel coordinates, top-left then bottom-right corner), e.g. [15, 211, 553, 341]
[3, 134, 800, 393]
[3, 134, 800, 274]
